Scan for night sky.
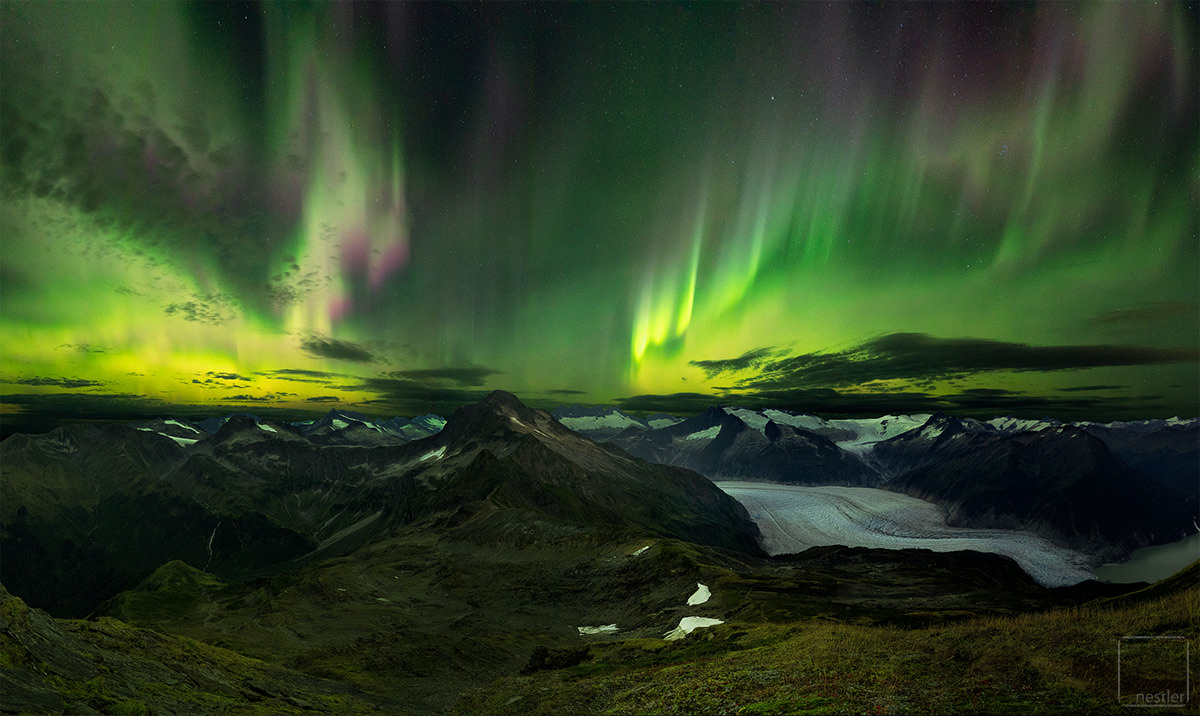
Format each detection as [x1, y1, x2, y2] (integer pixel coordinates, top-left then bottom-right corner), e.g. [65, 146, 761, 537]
[2, 1, 1197, 433]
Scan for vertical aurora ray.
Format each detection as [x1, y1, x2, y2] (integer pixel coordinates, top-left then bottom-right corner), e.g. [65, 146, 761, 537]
[631, 194, 705, 371]
[263, 7, 411, 337]
[626, 2, 1197, 401]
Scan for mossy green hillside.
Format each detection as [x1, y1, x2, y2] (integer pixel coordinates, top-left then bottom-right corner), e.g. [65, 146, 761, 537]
[455, 567, 1199, 715]
[0, 583, 405, 715]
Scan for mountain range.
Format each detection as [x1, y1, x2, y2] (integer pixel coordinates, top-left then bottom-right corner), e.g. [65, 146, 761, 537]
[577, 405, 1197, 558]
[1, 392, 1195, 713]
[1, 392, 761, 618]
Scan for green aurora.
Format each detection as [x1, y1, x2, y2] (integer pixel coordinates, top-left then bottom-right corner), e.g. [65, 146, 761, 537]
[1, 1, 1197, 432]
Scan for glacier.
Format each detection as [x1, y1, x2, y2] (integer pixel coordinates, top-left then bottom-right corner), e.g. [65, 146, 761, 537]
[717, 482, 1097, 588]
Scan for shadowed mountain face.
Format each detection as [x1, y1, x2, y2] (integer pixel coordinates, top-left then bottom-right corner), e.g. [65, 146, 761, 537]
[399, 391, 764, 554]
[1079, 421, 1200, 492]
[608, 407, 877, 486]
[0, 391, 761, 617]
[0, 423, 316, 616]
[873, 419, 1195, 558]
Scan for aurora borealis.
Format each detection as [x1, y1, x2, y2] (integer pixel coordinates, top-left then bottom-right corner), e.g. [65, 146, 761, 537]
[2, 1, 1197, 433]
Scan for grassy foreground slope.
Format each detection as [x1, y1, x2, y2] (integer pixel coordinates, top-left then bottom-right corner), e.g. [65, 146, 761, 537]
[456, 562, 1199, 716]
[0, 584, 407, 715]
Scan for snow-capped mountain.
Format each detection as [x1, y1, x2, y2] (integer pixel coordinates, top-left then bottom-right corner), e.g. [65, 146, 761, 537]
[133, 409, 448, 450]
[0, 391, 765, 619]
[196, 412, 262, 434]
[645, 413, 686, 430]
[19, 399, 1197, 586]
[607, 407, 877, 486]
[883, 423, 1193, 558]
[1078, 418, 1199, 492]
[987, 416, 1063, 434]
[599, 405, 1196, 559]
[550, 405, 651, 440]
[132, 417, 208, 447]
[605, 406, 938, 472]
[377, 414, 447, 441]
[295, 409, 390, 442]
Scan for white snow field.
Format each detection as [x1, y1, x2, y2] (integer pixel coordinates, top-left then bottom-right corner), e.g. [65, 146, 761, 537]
[716, 482, 1096, 588]
[686, 583, 711, 606]
[577, 624, 620, 635]
[664, 617, 725, 640]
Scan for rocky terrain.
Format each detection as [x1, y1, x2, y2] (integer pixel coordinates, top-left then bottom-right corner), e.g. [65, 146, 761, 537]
[1, 393, 1195, 714]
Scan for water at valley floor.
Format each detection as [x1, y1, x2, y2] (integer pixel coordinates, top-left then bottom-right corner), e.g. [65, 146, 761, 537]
[1093, 532, 1200, 584]
[716, 481, 1098, 588]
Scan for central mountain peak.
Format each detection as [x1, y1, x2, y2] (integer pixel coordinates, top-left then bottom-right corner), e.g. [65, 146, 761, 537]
[438, 390, 568, 444]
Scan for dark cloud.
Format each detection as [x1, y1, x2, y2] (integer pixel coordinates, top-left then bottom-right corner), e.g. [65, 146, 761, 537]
[386, 367, 501, 386]
[937, 391, 1096, 413]
[300, 335, 375, 363]
[612, 386, 1171, 422]
[4, 376, 105, 389]
[613, 392, 738, 414]
[732, 387, 945, 416]
[1058, 385, 1126, 392]
[0, 392, 315, 438]
[738, 333, 1199, 390]
[544, 389, 587, 396]
[306, 395, 341, 402]
[1, 393, 173, 426]
[262, 369, 340, 379]
[163, 296, 235, 325]
[956, 388, 1021, 397]
[256, 369, 345, 384]
[206, 371, 251, 382]
[190, 376, 249, 389]
[224, 393, 289, 403]
[690, 347, 781, 378]
[353, 377, 492, 415]
[56, 343, 107, 354]
[1089, 301, 1196, 328]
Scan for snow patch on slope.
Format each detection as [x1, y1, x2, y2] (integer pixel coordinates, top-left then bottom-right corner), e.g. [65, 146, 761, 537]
[165, 419, 202, 433]
[137, 427, 198, 447]
[684, 425, 721, 441]
[829, 415, 931, 455]
[664, 616, 724, 640]
[577, 624, 619, 635]
[419, 446, 447, 462]
[648, 416, 684, 429]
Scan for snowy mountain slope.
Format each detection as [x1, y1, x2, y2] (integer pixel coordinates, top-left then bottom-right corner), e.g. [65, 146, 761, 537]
[551, 405, 650, 440]
[987, 416, 1062, 434]
[720, 408, 931, 456]
[608, 408, 876, 485]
